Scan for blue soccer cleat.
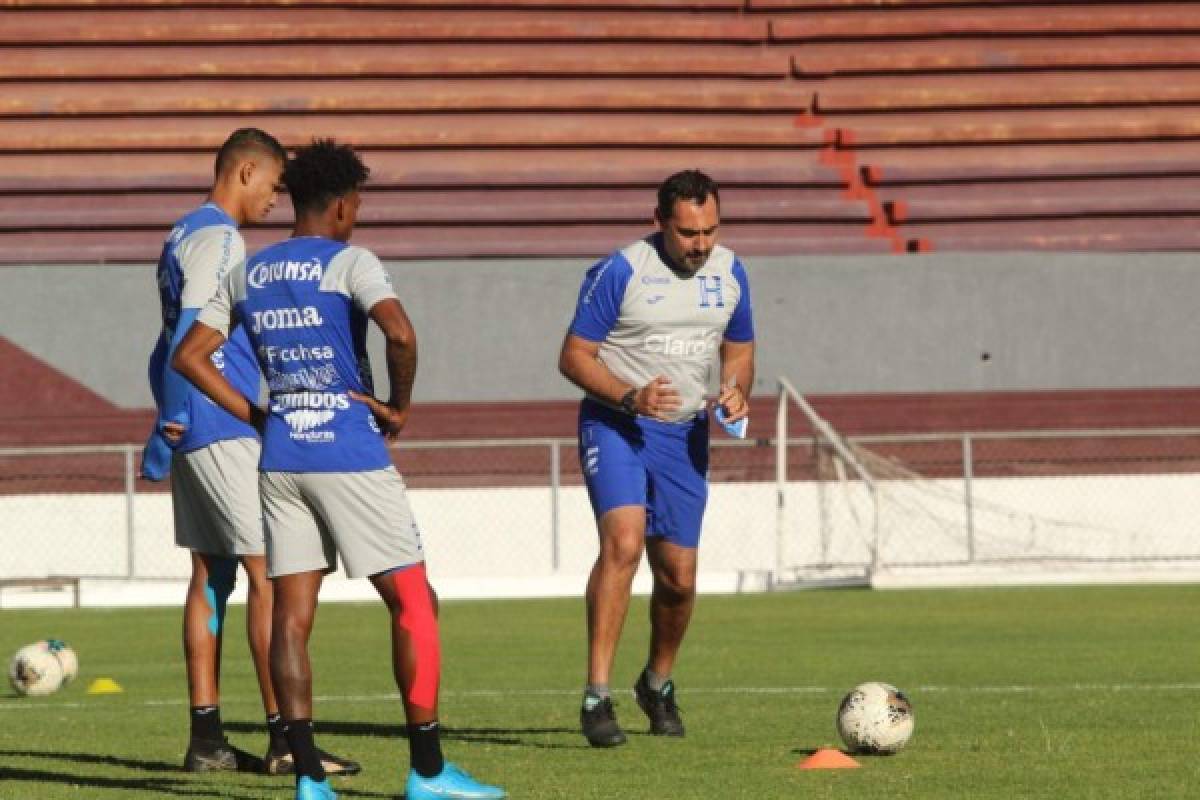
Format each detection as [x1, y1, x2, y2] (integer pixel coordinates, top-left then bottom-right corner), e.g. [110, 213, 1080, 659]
[405, 762, 506, 799]
[296, 775, 338, 800]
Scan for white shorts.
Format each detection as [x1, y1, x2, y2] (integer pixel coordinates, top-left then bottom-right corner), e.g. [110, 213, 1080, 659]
[171, 437, 265, 557]
[259, 467, 425, 579]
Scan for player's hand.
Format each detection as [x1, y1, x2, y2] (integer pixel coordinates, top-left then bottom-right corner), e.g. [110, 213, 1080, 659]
[160, 421, 186, 445]
[349, 391, 410, 440]
[717, 380, 748, 423]
[636, 376, 681, 421]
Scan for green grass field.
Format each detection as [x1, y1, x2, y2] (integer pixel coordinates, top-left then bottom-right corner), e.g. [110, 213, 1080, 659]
[2, 585, 1198, 799]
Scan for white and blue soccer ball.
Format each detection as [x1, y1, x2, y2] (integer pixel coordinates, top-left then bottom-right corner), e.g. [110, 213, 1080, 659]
[8, 639, 78, 696]
[836, 681, 915, 754]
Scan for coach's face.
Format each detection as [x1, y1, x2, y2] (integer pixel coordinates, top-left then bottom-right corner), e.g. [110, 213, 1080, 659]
[241, 155, 284, 224]
[656, 196, 720, 274]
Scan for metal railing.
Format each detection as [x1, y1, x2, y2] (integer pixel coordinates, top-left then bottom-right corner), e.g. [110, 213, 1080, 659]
[3, 380, 1200, 586]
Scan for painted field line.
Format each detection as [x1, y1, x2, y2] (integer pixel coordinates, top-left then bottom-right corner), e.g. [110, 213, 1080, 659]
[4, 683, 1200, 712]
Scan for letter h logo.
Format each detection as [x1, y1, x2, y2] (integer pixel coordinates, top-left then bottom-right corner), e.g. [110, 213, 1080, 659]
[697, 275, 724, 308]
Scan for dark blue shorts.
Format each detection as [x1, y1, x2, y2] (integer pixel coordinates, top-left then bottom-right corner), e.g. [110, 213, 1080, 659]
[577, 398, 709, 548]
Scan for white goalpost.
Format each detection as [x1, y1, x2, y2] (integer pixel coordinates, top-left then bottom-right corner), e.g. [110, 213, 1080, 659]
[773, 377, 1200, 589]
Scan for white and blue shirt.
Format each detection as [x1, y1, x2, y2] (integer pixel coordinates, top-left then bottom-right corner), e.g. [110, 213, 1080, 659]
[569, 234, 754, 422]
[149, 203, 259, 454]
[199, 237, 399, 473]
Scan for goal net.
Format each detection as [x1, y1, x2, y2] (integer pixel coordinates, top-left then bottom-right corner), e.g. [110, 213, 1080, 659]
[774, 378, 1200, 588]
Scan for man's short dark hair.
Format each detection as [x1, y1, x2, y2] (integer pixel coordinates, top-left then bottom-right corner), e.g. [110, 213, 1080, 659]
[213, 127, 286, 178]
[284, 138, 370, 216]
[656, 170, 720, 221]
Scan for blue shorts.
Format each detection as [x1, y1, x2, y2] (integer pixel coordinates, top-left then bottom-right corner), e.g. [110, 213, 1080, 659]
[578, 398, 709, 548]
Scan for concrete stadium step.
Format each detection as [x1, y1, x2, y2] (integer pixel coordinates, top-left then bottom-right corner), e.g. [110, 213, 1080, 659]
[0, 8, 763, 45]
[853, 141, 1200, 179]
[825, 106, 1200, 147]
[881, 177, 1200, 222]
[0, 223, 894, 264]
[0, 150, 848, 193]
[790, 36, 1200, 76]
[748, 0, 1080, 7]
[0, 43, 787, 80]
[902, 217, 1200, 252]
[0, 113, 825, 152]
[4, 0, 743, 8]
[769, 3, 1200, 41]
[810, 71, 1200, 113]
[0, 78, 810, 116]
[0, 188, 870, 229]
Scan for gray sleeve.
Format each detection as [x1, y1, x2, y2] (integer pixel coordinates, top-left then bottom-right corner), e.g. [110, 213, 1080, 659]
[324, 247, 398, 313]
[178, 225, 245, 309]
[197, 260, 243, 337]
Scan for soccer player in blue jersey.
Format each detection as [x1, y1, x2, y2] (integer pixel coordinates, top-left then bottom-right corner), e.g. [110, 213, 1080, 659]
[141, 128, 355, 777]
[172, 139, 505, 800]
[559, 170, 755, 747]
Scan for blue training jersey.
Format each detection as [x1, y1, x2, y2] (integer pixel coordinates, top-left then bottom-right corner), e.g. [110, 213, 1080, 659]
[149, 203, 260, 454]
[198, 236, 400, 473]
[568, 234, 754, 422]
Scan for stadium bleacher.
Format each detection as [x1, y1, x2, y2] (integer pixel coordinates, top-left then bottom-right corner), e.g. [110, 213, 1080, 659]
[6, 0, 1197, 261]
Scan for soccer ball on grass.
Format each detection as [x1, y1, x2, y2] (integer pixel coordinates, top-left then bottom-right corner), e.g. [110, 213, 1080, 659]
[836, 681, 914, 754]
[8, 639, 78, 696]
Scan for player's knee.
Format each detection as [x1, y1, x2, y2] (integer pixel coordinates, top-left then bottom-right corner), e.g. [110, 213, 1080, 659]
[656, 569, 696, 601]
[599, 530, 644, 569]
[240, 556, 270, 590]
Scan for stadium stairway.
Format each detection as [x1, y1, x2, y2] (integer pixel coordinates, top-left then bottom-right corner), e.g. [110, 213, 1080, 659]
[775, 0, 1200, 252]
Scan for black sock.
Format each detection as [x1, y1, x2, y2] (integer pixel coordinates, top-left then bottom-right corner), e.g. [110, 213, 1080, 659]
[190, 705, 223, 743]
[266, 713, 288, 750]
[283, 718, 326, 781]
[407, 720, 445, 779]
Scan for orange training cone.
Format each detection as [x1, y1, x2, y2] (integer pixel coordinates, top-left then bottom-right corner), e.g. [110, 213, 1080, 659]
[797, 748, 861, 770]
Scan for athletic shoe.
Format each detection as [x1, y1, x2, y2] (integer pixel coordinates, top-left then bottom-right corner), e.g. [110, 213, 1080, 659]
[580, 694, 627, 748]
[264, 740, 362, 776]
[405, 762, 506, 799]
[634, 670, 685, 737]
[182, 736, 265, 772]
[296, 775, 338, 800]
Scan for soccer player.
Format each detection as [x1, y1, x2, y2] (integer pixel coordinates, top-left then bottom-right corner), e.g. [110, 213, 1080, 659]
[558, 170, 755, 747]
[141, 128, 355, 777]
[172, 139, 506, 800]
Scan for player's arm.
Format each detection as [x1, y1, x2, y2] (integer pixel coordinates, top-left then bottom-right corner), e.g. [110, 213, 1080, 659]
[717, 339, 755, 424]
[559, 255, 678, 420]
[350, 297, 417, 440]
[717, 258, 756, 423]
[160, 227, 244, 441]
[172, 261, 264, 431]
[139, 332, 175, 480]
[337, 250, 418, 439]
[559, 335, 679, 421]
[173, 322, 265, 432]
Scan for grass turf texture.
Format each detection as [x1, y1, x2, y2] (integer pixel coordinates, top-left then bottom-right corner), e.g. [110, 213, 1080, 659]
[1, 585, 1198, 798]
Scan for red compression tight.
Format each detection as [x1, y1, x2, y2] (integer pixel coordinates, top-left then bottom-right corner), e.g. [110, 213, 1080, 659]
[390, 564, 440, 712]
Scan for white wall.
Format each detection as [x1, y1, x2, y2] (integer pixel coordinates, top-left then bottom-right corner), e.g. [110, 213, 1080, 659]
[4, 473, 1200, 608]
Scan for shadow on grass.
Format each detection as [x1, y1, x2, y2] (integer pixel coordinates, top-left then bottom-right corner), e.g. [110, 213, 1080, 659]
[0, 764, 263, 798]
[226, 719, 589, 750]
[0, 751, 395, 798]
[0, 748, 179, 773]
